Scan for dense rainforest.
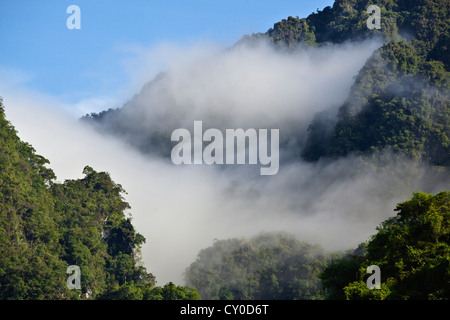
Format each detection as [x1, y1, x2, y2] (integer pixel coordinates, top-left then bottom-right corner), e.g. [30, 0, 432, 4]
[264, 0, 450, 165]
[0, 100, 199, 300]
[185, 232, 331, 300]
[1, 0, 449, 300]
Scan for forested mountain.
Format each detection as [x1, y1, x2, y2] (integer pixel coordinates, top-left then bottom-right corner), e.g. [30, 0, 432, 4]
[185, 232, 330, 300]
[270, 0, 450, 164]
[0, 100, 199, 299]
[302, 38, 449, 164]
[239, 0, 450, 165]
[84, 0, 450, 168]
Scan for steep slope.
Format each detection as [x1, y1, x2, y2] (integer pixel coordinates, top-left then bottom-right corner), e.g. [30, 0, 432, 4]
[302, 39, 450, 164]
[243, 0, 450, 165]
[273, 0, 450, 165]
[0, 99, 198, 299]
[0, 99, 64, 299]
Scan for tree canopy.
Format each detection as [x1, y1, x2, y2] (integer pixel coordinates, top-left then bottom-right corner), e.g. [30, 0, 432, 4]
[320, 191, 450, 300]
[0, 101, 198, 299]
[297, 0, 450, 165]
[185, 232, 330, 300]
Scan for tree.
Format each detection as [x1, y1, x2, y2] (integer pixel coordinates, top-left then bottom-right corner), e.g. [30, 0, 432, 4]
[320, 191, 450, 300]
[0, 100, 197, 299]
[185, 232, 330, 300]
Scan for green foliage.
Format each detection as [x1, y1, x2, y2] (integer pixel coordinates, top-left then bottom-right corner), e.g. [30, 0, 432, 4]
[267, 16, 316, 47]
[185, 232, 330, 300]
[3, 0, 449, 301]
[320, 191, 450, 300]
[318, 244, 367, 300]
[97, 281, 200, 300]
[0, 102, 66, 299]
[343, 280, 392, 299]
[281, 0, 450, 166]
[303, 38, 449, 165]
[0, 101, 198, 299]
[275, 3, 450, 299]
[264, 0, 449, 54]
[87, 0, 450, 167]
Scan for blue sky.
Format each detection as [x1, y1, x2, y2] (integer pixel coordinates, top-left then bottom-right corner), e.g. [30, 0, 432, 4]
[0, 0, 334, 113]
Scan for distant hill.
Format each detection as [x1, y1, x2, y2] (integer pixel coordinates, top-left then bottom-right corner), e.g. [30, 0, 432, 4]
[185, 191, 450, 300]
[185, 232, 330, 300]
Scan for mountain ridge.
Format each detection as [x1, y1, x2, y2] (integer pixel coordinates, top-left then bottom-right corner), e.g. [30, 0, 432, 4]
[84, 0, 450, 167]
